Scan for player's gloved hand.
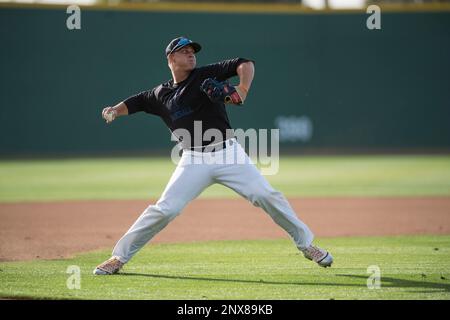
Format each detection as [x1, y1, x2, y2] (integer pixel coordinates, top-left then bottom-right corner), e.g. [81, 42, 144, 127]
[200, 78, 246, 105]
[102, 106, 117, 124]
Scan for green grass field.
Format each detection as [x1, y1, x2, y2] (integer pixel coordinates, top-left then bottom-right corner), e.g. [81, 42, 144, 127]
[0, 236, 449, 300]
[0, 155, 449, 300]
[0, 155, 450, 202]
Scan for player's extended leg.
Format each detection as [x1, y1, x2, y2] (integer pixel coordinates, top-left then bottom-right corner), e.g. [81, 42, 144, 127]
[93, 153, 214, 275]
[214, 142, 333, 268]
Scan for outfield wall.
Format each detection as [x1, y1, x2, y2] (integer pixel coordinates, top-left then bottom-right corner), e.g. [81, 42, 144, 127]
[1, 4, 449, 156]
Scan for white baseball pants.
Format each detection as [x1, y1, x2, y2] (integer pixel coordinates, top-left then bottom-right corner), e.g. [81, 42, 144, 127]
[112, 138, 314, 263]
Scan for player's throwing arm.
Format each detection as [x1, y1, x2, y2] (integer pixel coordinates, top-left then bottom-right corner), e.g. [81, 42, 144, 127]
[101, 102, 129, 124]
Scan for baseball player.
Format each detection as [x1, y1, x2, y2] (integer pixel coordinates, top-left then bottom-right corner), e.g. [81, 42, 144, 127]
[93, 37, 333, 275]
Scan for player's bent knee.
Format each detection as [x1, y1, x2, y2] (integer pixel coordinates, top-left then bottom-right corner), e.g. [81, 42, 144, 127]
[249, 189, 273, 205]
[160, 201, 186, 218]
[143, 203, 181, 220]
[162, 208, 181, 220]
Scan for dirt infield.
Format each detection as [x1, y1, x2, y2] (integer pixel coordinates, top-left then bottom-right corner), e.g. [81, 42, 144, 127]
[1, 197, 449, 262]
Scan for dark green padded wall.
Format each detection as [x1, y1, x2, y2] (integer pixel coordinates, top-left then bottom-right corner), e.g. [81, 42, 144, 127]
[1, 6, 449, 155]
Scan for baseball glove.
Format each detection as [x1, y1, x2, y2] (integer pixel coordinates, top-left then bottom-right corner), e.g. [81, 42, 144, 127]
[200, 78, 245, 105]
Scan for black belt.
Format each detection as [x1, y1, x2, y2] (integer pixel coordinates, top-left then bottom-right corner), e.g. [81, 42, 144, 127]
[186, 139, 234, 153]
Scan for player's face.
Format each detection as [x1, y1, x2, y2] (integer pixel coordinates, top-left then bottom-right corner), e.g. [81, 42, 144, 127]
[172, 45, 196, 70]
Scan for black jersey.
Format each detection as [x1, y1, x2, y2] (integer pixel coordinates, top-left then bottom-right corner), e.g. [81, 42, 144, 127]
[123, 58, 252, 148]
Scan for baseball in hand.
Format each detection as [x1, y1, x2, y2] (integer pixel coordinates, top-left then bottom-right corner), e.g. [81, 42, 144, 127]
[104, 109, 116, 123]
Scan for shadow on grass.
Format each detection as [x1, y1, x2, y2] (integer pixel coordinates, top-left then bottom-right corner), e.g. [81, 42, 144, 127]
[336, 275, 450, 293]
[120, 272, 358, 287]
[119, 272, 449, 293]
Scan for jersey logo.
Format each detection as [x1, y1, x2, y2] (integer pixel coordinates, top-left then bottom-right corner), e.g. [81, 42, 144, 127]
[167, 89, 194, 121]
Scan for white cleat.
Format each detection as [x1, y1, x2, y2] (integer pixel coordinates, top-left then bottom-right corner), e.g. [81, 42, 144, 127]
[93, 256, 124, 275]
[301, 244, 333, 268]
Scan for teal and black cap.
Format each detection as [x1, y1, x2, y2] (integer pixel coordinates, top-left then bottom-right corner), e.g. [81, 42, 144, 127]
[165, 37, 201, 56]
